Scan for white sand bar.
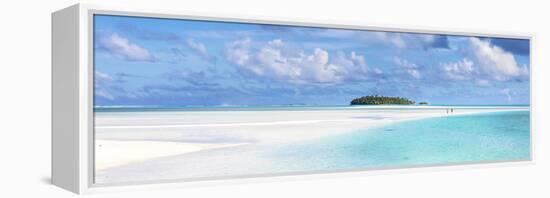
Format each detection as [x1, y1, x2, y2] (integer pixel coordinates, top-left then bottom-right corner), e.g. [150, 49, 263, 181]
[95, 140, 244, 170]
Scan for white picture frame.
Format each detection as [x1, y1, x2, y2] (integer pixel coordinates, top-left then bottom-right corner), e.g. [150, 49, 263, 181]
[52, 3, 535, 194]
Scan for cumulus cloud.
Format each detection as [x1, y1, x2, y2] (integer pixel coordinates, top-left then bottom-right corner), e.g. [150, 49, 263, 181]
[225, 38, 252, 66]
[96, 32, 155, 62]
[440, 58, 475, 81]
[468, 37, 528, 81]
[393, 57, 422, 79]
[439, 38, 528, 84]
[186, 38, 217, 63]
[332, 51, 382, 81]
[224, 38, 380, 84]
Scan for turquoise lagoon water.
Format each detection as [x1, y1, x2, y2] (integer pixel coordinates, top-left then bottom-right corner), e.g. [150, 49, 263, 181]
[266, 110, 530, 172]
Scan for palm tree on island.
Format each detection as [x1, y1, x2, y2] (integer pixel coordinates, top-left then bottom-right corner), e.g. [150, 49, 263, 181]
[350, 95, 416, 105]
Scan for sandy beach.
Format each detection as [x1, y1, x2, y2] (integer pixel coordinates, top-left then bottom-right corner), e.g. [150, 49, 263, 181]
[94, 106, 527, 184]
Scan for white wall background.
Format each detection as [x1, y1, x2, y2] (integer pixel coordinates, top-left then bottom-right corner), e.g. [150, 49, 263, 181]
[0, 0, 548, 197]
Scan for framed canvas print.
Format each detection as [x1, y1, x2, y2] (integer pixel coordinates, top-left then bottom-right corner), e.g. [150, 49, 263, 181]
[52, 4, 534, 194]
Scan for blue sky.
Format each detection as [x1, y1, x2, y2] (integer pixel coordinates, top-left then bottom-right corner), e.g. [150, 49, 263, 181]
[93, 15, 530, 106]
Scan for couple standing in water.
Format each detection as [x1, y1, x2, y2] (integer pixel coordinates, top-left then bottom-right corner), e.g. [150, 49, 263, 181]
[446, 108, 454, 114]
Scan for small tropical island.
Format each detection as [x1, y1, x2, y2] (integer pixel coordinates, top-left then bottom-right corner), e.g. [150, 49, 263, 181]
[350, 95, 415, 105]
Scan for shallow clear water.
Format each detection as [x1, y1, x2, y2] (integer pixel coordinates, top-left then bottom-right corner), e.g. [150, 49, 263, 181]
[268, 110, 530, 172]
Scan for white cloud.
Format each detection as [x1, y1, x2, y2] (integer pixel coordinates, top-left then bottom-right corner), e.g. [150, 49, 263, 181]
[468, 37, 528, 81]
[375, 32, 407, 49]
[95, 71, 113, 82]
[298, 48, 339, 83]
[332, 51, 372, 81]
[186, 38, 217, 63]
[97, 33, 154, 62]
[439, 38, 528, 84]
[440, 58, 475, 81]
[225, 38, 252, 67]
[225, 38, 379, 84]
[95, 90, 115, 100]
[393, 57, 422, 79]
[94, 71, 115, 100]
[187, 40, 205, 53]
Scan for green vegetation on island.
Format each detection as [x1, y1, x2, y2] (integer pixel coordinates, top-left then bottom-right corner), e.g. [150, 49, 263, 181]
[418, 102, 428, 105]
[350, 95, 415, 105]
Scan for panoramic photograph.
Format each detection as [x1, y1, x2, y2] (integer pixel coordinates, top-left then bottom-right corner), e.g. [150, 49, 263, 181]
[93, 15, 530, 184]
